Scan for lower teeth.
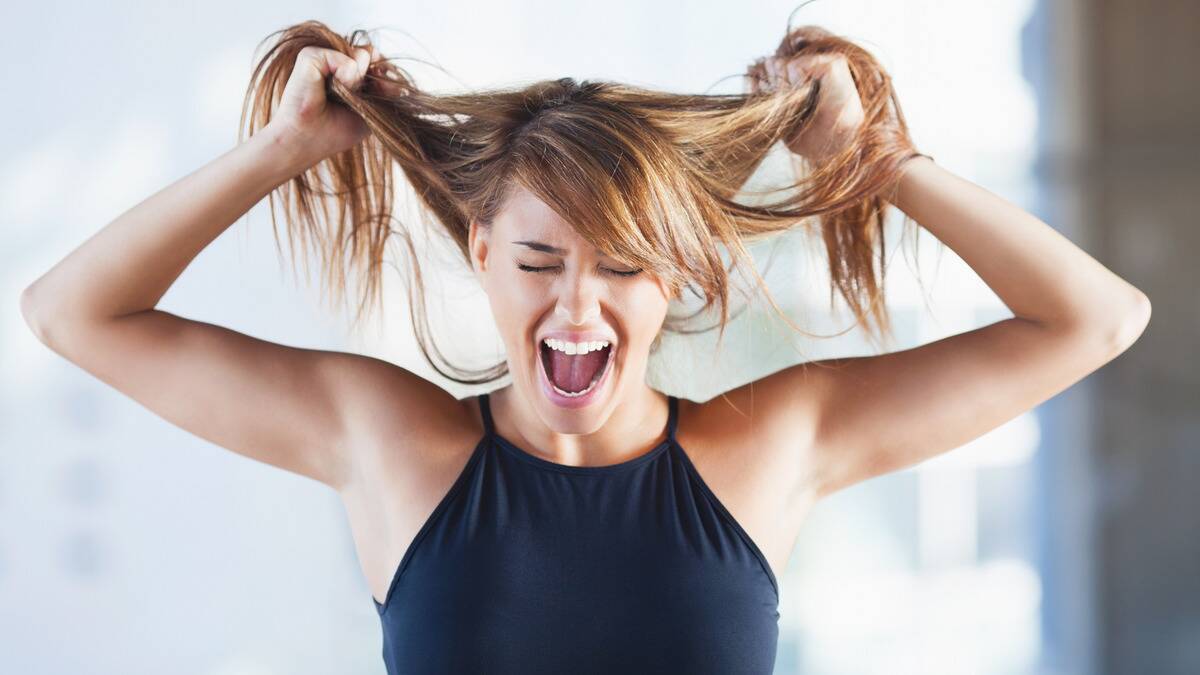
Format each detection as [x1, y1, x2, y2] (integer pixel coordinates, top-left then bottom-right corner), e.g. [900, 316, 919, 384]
[552, 384, 593, 397]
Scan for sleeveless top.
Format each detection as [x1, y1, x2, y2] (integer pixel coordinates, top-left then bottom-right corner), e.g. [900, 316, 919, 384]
[374, 392, 780, 674]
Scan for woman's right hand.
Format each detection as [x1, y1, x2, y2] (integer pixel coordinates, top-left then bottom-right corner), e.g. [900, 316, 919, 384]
[266, 45, 376, 164]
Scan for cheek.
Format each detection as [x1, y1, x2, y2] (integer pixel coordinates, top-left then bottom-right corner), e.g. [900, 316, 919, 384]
[616, 286, 670, 341]
[487, 273, 549, 337]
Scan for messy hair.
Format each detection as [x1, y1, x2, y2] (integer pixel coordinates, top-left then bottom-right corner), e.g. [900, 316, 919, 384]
[239, 16, 929, 385]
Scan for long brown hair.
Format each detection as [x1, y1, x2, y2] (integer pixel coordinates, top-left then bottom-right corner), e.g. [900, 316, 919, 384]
[239, 16, 930, 385]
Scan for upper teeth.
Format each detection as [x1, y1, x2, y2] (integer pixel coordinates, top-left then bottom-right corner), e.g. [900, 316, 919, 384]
[543, 338, 610, 355]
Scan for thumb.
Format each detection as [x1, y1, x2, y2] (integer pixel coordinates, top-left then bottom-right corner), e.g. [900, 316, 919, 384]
[344, 47, 371, 89]
[333, 51, 362, 88]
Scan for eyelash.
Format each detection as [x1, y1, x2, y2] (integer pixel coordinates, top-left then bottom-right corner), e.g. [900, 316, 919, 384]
[517, 263, 643, 278]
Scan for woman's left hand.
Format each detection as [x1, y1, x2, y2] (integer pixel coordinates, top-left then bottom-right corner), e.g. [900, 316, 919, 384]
[749, 53, 866, 167]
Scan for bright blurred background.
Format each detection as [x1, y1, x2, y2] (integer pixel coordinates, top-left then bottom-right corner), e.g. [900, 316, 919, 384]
[1, 1, 1193, 673]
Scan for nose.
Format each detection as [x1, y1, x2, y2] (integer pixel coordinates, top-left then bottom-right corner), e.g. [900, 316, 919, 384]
[554, 275, 601, 326]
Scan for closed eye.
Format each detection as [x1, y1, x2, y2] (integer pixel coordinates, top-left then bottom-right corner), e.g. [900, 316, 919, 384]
[517, 263, 642, 278]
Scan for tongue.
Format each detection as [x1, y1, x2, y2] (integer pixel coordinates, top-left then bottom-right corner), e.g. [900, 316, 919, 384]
[547, 346, 608, 393]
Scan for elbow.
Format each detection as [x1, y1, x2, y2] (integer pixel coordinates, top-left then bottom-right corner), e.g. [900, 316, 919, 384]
[21, 283, 128, 353]
[1107, 291, 1152, 354]
[19, 284, 47, 343]
[20, 283, 62, 348]
[1040, 290, 1151, 361]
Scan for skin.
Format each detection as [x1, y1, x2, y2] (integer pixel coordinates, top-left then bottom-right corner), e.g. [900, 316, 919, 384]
[20, 46, 1150, 605]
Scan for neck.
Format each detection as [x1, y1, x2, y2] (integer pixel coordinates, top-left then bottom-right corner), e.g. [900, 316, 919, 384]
[490, 382, 669, 467]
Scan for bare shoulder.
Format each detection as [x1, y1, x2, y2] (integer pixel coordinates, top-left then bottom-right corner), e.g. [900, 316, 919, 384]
[673, 374, 826, 577]
[330, 364, 485, 604]
[675, 369, 824, 499]
[333, 356, 481, 495]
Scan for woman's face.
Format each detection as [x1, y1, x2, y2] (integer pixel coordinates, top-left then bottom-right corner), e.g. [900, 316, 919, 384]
[470, 185, 674, 432]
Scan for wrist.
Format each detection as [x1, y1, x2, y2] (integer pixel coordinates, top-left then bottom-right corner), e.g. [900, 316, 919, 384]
[795, 127, 858, 169]
[904, 151, 934, 166]
[888, 152, 936, 209]
[254, 123, 323, 177]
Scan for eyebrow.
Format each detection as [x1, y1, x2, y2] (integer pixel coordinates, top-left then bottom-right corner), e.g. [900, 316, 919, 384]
[512, 240, 602, 256]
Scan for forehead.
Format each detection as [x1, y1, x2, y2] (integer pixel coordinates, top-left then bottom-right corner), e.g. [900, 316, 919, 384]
[496, 186, 568, 232]
[496, 185, 598, 252]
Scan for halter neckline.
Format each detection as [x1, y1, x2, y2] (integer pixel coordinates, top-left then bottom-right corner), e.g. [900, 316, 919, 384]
[478, 391, 678, 475]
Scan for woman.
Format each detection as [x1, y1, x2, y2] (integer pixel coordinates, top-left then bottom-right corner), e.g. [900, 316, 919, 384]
[20, 18, 1150, 675]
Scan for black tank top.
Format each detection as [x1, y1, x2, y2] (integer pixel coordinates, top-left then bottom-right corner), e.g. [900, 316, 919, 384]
[374, 392, 780, 674]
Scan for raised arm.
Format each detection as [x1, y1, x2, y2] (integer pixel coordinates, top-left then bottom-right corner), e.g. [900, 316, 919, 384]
[18, 45, 450, 491]
[727, 51, 1150, 501]
[801, 155, 1149, 498]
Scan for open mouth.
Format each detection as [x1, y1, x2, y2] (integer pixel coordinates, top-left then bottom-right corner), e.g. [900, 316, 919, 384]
[538, 338, 614, 398]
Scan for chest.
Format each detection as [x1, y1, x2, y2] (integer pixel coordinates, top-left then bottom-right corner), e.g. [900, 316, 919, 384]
[380, 537, 779, 673]
[372, 441, 782, 673]
[342, 408, 817, 619]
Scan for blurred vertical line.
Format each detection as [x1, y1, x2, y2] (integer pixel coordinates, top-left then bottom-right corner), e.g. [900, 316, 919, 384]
[1024, 0, 1100, 674]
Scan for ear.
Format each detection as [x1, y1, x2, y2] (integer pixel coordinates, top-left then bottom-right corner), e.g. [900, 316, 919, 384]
[469, 219, 489, 276]
[657, 275, 682, 303]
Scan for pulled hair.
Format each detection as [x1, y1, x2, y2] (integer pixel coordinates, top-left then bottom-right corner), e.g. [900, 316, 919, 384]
[239, 15, 930, 385]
